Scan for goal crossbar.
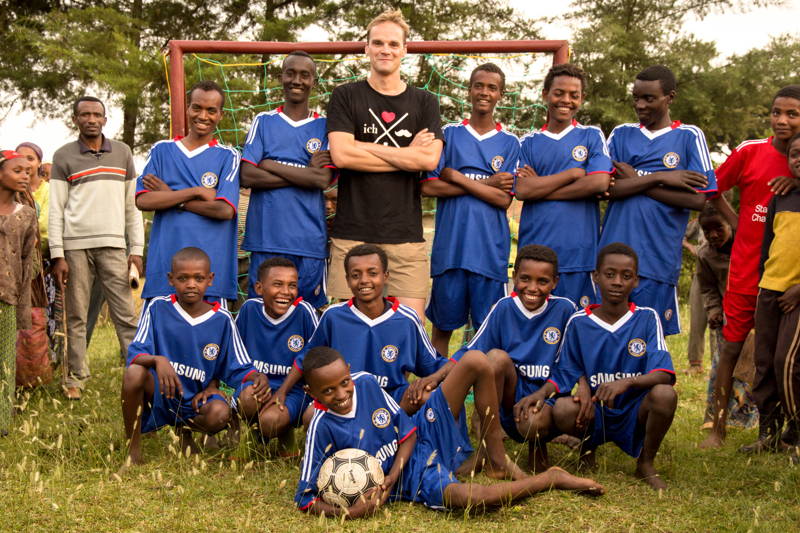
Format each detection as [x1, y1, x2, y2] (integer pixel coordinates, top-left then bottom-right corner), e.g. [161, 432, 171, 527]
[166, 39, 570, 136]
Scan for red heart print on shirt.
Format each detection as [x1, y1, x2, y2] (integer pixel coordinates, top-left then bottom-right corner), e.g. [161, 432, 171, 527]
[380, 111, 396, 123]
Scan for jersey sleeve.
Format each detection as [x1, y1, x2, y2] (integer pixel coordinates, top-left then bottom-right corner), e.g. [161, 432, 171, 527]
[215, 148, 241, 213]
[380, 385, 417, 442]
[241, 115, 268, 166]
[295, 413, 333, 510]
[643, 310, 675, 382]
[607, 127, 623, 162]
[326, 85, 353, 135]
[585, 129, 614, 175]
[217, 314, 257, 386]
[126, 300, 157, 365]
[409, 313, 447, 377]
[547, 316, 585, 393]
[713, 146, 745, 195]
[500, 136, 521, 175]
[136, 144, 161, 195]
[453, 302, 501, 361]
[684, 127, 717, 194]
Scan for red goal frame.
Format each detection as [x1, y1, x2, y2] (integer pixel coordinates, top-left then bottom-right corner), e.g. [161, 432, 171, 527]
[166, 39, 570, 136]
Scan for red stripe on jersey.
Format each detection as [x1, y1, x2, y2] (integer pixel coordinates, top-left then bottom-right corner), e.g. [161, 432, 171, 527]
[129, 353, 147, 365]
[387, 297, 400, 311]
[292, 297, 304, 307]
[135, 189, 150, 196]
[399, 426, 417, 443]
[313, 399, 327, 411]
[216, 196, 237, 214]
[293, 359, 303, 373]
[547, 378, 561, 393]
[299, 497, 319, 511]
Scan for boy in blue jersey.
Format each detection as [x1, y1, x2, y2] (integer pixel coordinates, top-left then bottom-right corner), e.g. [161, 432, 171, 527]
[295, 346, 603, 517]
[523, 243, 677, 490]
[121, 248, 268, 465]
[240, 51, 334, 309]
[515, 64, 613, 308]
[454, 245, 577, 472]
[136, 81, 240, 304]
[235, 257, 319, 446]
[599, 65, 717, 335]
[421, 63, 519, 356]
[275, 244, 450, 417]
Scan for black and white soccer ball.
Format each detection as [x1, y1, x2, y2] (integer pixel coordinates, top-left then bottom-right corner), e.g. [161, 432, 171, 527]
[316, 448, 385, 508]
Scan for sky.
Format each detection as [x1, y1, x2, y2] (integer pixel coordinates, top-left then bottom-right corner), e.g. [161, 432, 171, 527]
[1, 0, 797, 165]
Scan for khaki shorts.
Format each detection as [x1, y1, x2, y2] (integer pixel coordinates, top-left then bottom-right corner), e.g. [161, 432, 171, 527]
[327, 237, 430, 300]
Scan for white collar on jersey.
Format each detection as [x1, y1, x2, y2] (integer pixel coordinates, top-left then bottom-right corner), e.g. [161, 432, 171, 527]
[323, 382, 359, 419]
[511, 292, 550, 319]
[462, 120, 502, 141]
[173, 137, 217, 159]
[540, 123, 575, 141]
[347, 298, 398, 328]
[638, 121, 680, 141]
[259, 297, 299, 326]
[277, 106, 319, 128]
[171, 296, 219, 326]
[585, 303, 636, 333]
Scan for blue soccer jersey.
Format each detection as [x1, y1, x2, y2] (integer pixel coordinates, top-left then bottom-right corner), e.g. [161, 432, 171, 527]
[599, 121, 717, 284]
[296, 372, 418, 510]
[241, 108, 330, 259]
[127, 295, 256, 401]
[548, 303, 676, 407]
[427, 120, 520, 281]
[296, 298, 445, 401]
[454, 293, 577, 385]
[235, 296, 319, 391]
[518, 121, 613, 273]
[137, 138, 240, 299]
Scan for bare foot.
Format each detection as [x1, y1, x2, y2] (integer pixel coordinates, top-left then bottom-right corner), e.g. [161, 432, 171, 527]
[484, 454, 527, 480]
[551, 434, 582, 449]
[545, 466, 605, 495]
[635, 462, 667, 491]
[201, 434, 221, 452]
[683, 365, 704, 376]
[455, 450, 484, 477]
[178, 428, 201, 457]
[698, 432, 724, 449]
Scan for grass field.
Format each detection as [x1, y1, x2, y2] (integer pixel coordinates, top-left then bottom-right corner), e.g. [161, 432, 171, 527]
[2, 309, 799, 533]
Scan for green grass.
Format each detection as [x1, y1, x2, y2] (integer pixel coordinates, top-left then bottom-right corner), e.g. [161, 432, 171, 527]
[2, 308, 799, 532]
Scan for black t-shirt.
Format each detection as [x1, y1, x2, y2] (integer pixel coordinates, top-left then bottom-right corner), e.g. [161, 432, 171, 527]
[326, 80, 443, 243]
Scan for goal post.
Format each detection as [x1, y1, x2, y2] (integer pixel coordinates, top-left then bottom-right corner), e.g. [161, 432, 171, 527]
[166, 39, 570, 137]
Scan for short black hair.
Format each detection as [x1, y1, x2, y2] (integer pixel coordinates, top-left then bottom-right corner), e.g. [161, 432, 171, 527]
[257, 256, 297, 281]
[543, 63, 586, 92]
[303, 346, 345, 380]
[786, 131, 800, 155]
[283, 50, 316, 70]
[188, 80, 225, 108]
[514, 244, 558, 274]
[698, 202, 726, 225]
[596, 242, 638, 272]
[73, 96, 106, 117]
[171, 246, 211, 271]
[470, 62, 505, 91]
[773, 84, 800, 105]
[344, 243, 388, 274]
[635, 65, 676, 94]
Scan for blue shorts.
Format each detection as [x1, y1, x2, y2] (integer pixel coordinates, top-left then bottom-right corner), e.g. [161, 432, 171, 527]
[585, 393, 647, 458]
[500, 376, 556, 443]
[426, 269, 507, 331]
[141, 369, 228, 433]
[231, 380, 311, 428]
[404, 388, 462, 510]
[630, 277, 680, 336]
[247, 252, 327, 308]
[552, 271, 596, 308]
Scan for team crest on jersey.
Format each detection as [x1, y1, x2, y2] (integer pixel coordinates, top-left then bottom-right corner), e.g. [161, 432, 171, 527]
[628, 338, 647, 357]
[490, 155, 505, 171]
[579, 295, 591, 307]
[287, 334, 304, 353]
[202, 343, 220, 361]
[542, 327, 561, 345]
[571, 145, 588, 162]
[664, 309, 673, 321]
[305, 138, 322, 153]
[662, 152, 680, 168]
[200, 172, 219, 188]
[425, 407, 437, 423]
[372, 408, 391, 428]
[381, 345, 399, 363]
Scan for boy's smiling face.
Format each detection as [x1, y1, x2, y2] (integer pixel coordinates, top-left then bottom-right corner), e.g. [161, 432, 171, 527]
[788, 137, 800, 178]
[305, 358, 355, 415]
[513, 259, 558, 312]
[168, 258, 214, 306]
[543, 75, 583, 126]
[346, 253, 387, 306]
[256, 266, 298, 319]
[593, 253, 638, 306]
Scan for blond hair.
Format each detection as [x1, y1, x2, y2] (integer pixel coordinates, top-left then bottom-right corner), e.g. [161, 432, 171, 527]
[366, 9, 410, 43]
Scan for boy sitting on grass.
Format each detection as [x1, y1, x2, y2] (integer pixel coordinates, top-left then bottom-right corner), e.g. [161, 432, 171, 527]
[235, 257, 319, 448]
[524, 243, 677, 490]
[295, 346, 603, 518]
[454, 244, 577, 472]
[121, 247, 268, 464]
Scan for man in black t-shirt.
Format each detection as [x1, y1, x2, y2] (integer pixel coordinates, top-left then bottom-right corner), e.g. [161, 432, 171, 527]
[327, 9, 443, 323]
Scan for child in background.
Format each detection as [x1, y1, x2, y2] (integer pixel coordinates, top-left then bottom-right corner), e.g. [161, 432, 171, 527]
[696, 204, 757, 430]
[0, 150, 37, 435]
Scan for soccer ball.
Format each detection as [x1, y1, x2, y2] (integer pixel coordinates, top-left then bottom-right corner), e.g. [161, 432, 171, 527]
[316, 448, 385, 508]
